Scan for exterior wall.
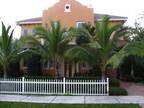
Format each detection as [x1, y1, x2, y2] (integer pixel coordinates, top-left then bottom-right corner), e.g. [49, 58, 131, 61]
[109, 21, 125, 26]
[21, 24, 42, 35]
[43, 0, 94, 28]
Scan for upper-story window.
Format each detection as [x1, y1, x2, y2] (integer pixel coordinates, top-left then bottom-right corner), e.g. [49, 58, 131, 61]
[22, 29, 28, 36]
[76, 21, 85, 28]
[64, 4, 71, 12]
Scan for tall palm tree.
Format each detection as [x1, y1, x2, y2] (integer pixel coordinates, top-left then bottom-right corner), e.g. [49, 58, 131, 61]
[65, 25, 100, 77]
[27, 21, 73, 77]
[93, 16, 128, 77]
[0, 22, 17, 78]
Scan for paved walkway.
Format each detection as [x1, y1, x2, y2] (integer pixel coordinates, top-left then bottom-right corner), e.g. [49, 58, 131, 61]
[121, 82, 144, 96]
[0, 94, 144, 104]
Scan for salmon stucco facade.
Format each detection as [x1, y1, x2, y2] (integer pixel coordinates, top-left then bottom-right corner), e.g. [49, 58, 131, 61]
[17, 0, 127, 36]
[43, 0, 94, 27]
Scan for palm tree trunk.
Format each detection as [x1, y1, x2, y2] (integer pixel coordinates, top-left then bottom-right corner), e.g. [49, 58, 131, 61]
[3, 65, 7, 79]
[101, 68, 105, 78]
[61, 60, 65, 77]
[71, 62, 75, 77]
[100, 64, 106, 78]
[130, 64, 135, 78]
[53, 56, 58, 77]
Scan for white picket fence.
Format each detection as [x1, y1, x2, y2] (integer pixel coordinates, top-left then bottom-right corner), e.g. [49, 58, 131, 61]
[0, 77, 109, 96]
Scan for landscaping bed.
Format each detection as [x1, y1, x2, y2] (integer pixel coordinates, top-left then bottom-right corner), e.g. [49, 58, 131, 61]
[109, 79, 128, 96]
[0, 102, 141, 108]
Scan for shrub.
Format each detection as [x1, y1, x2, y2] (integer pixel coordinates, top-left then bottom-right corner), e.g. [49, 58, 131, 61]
[25, 76, 56, 79]
[109, 79, 120, 87]
[109, 87, 128, 96]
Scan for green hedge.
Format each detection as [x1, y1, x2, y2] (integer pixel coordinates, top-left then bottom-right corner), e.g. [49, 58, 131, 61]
[109, 87, 128, 96]
[109, 79, 120, 87]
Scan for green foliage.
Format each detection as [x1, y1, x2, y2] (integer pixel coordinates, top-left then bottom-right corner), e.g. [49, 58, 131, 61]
[109, 79, 120, 87]
[0, 22, 17, 78]
[89, 66, 102, 77]
[24, 21, 73, 77]
[119, 55, 144, 82]
[94, 16, 128, 75]
[27, 54, 41, 76]
[108, 40, 144, 70]
[25, 76, 56, 79]
[129, 22, 144, 41]
[65, 46, 95, 63]
[76, 34, 90, 45]
[125, 41, 144, 57]
[109, 87, 128, 96]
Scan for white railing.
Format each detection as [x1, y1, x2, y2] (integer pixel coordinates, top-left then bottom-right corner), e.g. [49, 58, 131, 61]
[0, 77, 109, 96]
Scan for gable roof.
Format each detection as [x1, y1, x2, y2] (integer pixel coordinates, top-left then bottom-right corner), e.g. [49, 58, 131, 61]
[17, 13, 127, 25]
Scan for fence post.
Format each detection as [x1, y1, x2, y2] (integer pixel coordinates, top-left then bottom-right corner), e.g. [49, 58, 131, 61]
[22, 77, 25, 94]
[63, 77, 65, 94]
[107, 78, 109, 96]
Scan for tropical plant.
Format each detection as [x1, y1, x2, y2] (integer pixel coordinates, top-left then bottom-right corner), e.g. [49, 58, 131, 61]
[93, 16, 128, 77]
[25, 21, 73, 77]
[0, 22, 18, 78]
[66, 24, 100, 62]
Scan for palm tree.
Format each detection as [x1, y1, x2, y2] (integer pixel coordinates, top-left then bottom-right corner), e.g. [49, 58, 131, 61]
[0, 22, 17, 78]
[93, 16, 128, 77]
[107, 40, 144, 70]
[64, 25, 100, 77]
[26, 21, 73, 77]
[107, 22, 144, 72]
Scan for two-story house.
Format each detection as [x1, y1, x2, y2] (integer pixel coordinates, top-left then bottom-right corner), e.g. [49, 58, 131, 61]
[17, 0, 127, 77]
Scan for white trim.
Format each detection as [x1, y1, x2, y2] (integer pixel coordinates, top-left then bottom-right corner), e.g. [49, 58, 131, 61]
[18, 21, 42, 25]
[64, 4, 71, 12]
[76, 21, 85, 28]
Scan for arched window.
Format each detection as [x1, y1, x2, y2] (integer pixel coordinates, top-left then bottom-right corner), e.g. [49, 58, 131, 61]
[64, 4, 71, 12]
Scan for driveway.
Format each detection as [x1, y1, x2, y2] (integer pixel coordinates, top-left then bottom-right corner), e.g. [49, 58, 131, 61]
[121, 82, 144, 96]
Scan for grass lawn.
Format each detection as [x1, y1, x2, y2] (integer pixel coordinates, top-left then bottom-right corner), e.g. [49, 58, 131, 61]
[0, 102, 141, 108]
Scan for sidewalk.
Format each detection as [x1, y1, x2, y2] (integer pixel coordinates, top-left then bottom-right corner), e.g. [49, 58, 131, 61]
[0, 94, 144, 104]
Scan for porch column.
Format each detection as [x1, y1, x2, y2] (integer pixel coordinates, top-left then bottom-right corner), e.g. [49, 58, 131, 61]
[76, 63, 79, 73]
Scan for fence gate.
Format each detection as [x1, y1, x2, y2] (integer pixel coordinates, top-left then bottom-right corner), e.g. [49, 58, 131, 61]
[0, 77, 109, 96]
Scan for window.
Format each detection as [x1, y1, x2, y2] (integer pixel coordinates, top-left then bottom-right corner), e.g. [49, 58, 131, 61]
[32, 29, 36, 35]
[64, 4, 71, 12]
[76, 22, 85, 28]
[22, 29, 28, 36]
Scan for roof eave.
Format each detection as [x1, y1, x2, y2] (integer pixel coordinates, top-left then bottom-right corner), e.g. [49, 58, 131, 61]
[96, 18, 128, 21]
[17, 21, 42, 25]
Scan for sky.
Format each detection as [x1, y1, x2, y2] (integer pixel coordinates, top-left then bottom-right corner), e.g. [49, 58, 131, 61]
[0, 0, 144, 38]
